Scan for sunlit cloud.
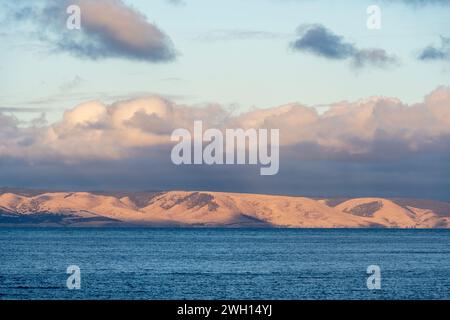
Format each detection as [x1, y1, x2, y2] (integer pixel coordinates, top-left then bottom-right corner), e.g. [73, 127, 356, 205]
[8, 0, 177, 62]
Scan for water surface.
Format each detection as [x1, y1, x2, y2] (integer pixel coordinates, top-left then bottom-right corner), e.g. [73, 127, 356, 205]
[0, 228, 449, 299]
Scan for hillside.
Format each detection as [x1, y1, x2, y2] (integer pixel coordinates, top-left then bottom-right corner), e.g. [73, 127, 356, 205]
[0, 189, 449, 228]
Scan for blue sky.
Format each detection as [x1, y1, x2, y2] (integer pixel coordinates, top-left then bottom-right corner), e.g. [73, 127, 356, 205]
[1, 0, 449, 122]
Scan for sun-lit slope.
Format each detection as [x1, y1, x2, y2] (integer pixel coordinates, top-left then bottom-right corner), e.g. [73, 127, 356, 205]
[0, 192, 146, 221]
[1, 190, 449, 227]
[334, 198, 450, 228]
[140, 191, 263, 226]
[212, 192, 368, 227]
[140, 191, 367, 227]
[0, 193, 26, 214]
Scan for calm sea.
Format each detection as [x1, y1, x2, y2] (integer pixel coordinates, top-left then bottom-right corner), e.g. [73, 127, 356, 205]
[0, 228, 449, 300]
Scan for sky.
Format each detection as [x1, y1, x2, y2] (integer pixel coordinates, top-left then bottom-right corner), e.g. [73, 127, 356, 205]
[0, 0, 450, 199]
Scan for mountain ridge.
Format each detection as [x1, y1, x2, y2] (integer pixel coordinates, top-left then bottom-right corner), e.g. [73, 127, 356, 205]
[1, 189, 449, 228]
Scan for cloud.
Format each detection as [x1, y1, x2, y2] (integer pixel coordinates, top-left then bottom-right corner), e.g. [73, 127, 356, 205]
[291, 24, 398, 68]
[0, 107, 50, 113]
[197, 30, 290, 42]
[9, 0, 176, 62]
[2, 87, 450, 198]
[419, 36, 450, 61]
[166, 0, 186, 6]
[59, 75, 85, 91]
[20, 102, 250, 158]
[352, 48, 398, 68]
[291, 24, 354, 59]
[2, 86, 450, 161]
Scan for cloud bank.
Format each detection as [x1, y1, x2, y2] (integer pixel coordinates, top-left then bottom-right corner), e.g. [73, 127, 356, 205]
[2, 86, 450, 162]
[291, 24, 398, 68]
[2, 87, 450, 198]
[9, 0, 176, 62]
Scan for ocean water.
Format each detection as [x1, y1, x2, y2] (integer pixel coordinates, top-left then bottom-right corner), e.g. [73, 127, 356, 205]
[0, 228, 449, 300]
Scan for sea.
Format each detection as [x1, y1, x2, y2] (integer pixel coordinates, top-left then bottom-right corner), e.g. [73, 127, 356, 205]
[0, 228, 449, 300]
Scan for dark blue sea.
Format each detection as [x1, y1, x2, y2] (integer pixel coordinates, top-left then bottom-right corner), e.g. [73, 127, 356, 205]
[0, 228, 449, 300]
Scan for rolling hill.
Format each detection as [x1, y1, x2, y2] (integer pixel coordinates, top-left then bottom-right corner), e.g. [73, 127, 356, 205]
[0, 189, 449, 228]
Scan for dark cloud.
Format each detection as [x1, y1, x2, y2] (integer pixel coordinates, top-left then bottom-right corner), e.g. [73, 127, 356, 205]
[291, 24, 398, 68]
[8, 0, 176, 62]
[419, 36, 450, 61]
[1, 148, 450, 201]
[292, 24, 355, 59]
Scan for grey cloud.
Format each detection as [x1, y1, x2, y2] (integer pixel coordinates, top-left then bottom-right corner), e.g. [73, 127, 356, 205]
[59, 75, 85, 92]
[292, 24, 355, 59]
[166, 0, 186, 6]
[9, 0, 176, 62]
[419, 36, 450, 61]
[125, 111, 177, 135]
[352, 48, 399, 68]
[2, 147, 450, 201]
[0, 107, 50, 113]
[291, 24, 398, 68]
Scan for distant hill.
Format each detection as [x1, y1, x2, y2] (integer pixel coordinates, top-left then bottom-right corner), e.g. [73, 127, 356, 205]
[0, 190, 449, 228]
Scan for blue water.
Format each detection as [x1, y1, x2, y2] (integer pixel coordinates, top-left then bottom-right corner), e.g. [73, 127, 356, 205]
[0, 228, 449, 300]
